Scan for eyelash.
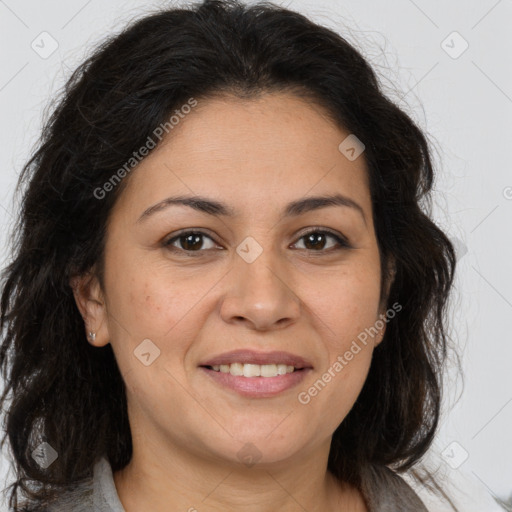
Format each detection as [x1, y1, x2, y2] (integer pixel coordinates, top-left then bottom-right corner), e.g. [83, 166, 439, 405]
[163, 228, 351, 256]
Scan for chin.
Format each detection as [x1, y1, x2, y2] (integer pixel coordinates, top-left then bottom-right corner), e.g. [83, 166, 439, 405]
[200, 426, 314, 467]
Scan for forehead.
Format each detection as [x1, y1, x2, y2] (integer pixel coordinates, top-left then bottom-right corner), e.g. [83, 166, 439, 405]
[113, 92, 372, 222]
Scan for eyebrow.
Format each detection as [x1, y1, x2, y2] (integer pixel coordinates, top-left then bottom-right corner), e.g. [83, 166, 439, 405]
[136, 193, 366, 225]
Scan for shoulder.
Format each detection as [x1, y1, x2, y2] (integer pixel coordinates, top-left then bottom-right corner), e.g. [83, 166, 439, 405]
[44, 481, 94, 512]
[17, 481, 94, 512]
[360, 463, 429, 512]
[400, 463, 507, 512]
[40, 457, 125, 512]
[19, 467, 97, 512]
[19, 457, 123, 512]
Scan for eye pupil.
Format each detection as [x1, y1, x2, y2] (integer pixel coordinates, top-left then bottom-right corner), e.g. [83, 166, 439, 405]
[304, 232, 326, 250]
[181, 233, 203, 251]
[166, 229, 346, 255]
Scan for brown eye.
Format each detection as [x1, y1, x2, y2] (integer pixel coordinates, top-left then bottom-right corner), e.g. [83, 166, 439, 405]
[293, 229, 350, 252]
[303, 232, 329, 250]
[164, 231, 217, 253]
[163, 228, 350, 257]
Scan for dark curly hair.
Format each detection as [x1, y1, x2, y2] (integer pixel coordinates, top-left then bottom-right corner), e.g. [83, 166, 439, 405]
[0, 0, 459, 510]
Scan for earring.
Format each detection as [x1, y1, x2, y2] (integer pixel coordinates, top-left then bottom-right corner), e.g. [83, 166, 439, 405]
[88, 332, 96, 341]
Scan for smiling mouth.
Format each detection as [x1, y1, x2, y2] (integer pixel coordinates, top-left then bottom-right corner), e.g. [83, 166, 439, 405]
[203, 363, 304, 377]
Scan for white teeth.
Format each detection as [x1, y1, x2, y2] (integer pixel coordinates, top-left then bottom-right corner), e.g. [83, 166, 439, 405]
[277, 364, 288, 375]
[229, 363, 243, 376]
[261, 364, 277, 377]
[243, 364, 260, 377]
[211, 363, 297, 377]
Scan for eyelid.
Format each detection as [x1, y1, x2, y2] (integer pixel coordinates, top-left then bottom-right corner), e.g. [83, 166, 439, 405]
[294, 226, 350, 245]
[163, 227, 351, 253]
[163, 229, 220, 248]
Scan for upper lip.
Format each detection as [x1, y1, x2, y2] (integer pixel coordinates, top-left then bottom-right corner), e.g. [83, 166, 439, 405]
[200, 350, 313, 369]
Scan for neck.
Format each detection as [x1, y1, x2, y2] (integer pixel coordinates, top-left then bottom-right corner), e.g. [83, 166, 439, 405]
[113, 433, 367, 512]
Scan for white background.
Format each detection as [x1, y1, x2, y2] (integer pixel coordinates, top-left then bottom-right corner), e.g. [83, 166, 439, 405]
[0, 0, 511, 510]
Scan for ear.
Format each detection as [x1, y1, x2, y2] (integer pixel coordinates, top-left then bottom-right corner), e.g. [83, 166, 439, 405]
[375, 257, 397, 347]
[70, 270, 110, 347]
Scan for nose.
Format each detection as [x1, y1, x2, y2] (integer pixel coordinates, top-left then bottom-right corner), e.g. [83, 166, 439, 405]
[219, 248, 301, 331]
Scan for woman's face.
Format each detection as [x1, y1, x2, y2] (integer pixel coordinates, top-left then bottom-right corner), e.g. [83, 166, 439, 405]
[80, 92, 388, 468]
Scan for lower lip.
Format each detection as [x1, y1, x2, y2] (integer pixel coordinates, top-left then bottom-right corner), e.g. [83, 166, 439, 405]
[199, 367, 311, 398]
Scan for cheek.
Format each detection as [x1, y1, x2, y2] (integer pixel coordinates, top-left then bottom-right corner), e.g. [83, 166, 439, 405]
[304, 264, 382, 339]
[300, 264, 380, 408]
[103, 251, 193, 339]
[103, 253, 225, 381]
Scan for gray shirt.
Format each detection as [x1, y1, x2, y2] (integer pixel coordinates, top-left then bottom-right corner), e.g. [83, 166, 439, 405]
[41, 456, 428, 511]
